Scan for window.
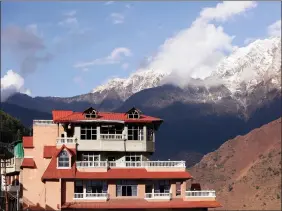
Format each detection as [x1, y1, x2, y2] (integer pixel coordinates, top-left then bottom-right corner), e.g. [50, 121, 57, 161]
[125, 153, 141, 167]
[81, 125, 97, 140]
[100, 125, 123, 134]
[86, 180, 107, 194]
[82, 152, 100, 162]
[85, 109, 97, 118]
[75, 180, 83, 193]
[127, 110, 140, 119]
[58, 150, 70, 168]
[154, 180, 170, 193]
[176, 182, 181, 196]
[147, 127, 154, 141]
[117, 180, 137, 197]
[128, 125, 143, 140]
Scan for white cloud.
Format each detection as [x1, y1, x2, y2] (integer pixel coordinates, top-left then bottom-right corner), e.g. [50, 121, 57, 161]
[105, 1, 114, 5]
[121, 63, 129, 70]
[268, 20, 281, 37]
[139, 1, 257, 87]
[64, 10, 77, 17]
[26, 24, 40, 36]
[110, 13, 124, 24]
[1, 70, 31, 102]
[58, 17, 78, 26]
[198, 1, 257, 22]
[125, 4, 131, 9]
[74, 47, 132, 69]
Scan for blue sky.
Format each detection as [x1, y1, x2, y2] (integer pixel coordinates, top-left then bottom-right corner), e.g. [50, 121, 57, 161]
[1, 1, 281, 98]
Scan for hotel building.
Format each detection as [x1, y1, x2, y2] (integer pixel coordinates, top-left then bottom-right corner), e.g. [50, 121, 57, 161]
[21, 107, 220, 210]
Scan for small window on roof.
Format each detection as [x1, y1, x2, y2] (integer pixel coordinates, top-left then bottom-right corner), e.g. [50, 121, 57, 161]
[127, 108, 141, 119]
[57, 149, 70, 168]
[84, 107, 97, 118]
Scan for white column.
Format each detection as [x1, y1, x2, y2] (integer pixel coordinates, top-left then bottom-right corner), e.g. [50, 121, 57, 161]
[123, 125, 128, 140]
[143, 125, 147, 141]
[74, 126, 80, 139]
[97, 125, 100, 140]
[83, 181, 86, 198]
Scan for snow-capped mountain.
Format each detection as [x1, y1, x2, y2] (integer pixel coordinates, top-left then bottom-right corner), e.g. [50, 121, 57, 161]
[92, 69, 169, 101]
[91, 37, 281, 103]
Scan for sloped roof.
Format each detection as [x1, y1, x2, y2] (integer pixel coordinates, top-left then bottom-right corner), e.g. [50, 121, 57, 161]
[21, 158, 36, 168]
[52, 109, 162, 123]
[43, 146, 57, 158]
[23, 136, 34, 148]
[61, 198, 221, 209]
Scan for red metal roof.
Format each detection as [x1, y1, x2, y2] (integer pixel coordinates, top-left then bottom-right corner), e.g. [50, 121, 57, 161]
[61, 198, 221, 209]
[75, 168, 192, 180]
[21, 158, 36, 168]
[23, 136, 34, 148]
[52, 110, 162, 123]
[43, 146, 57, 158]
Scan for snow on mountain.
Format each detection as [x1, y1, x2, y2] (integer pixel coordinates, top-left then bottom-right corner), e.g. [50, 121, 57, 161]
[91, 37, 281, 102]
[92, 69, 169, 101]
[211, 37, 281, 93]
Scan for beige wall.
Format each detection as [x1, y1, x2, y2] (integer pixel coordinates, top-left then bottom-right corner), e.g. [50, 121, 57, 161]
[45, 180, 61, 209]
[22, 123, 61, 208]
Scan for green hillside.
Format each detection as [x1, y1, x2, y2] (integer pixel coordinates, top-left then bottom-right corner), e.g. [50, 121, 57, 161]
[0, 110, 31, 144]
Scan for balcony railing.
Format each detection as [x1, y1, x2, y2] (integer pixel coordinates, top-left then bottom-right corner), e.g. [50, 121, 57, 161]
[100, 134, 123, 140]
[109, 161, 186, 168]
[76, 161, 107, 168]
[76, 160, 186, 168]
[56, 137, 77, 145]
[74, 193, 109, 200]
[145, 192, 172, 200]
[33, 120, 54, 125]
[185, 190, 216, 197]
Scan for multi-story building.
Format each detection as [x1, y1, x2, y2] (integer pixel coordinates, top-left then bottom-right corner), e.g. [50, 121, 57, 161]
[21, 107, 221, 211]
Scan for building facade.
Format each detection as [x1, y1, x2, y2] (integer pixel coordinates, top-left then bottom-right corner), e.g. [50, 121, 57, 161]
[21, 107, 221, 210]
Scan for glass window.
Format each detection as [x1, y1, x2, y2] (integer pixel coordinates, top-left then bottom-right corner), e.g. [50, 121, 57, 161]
[116, 180, 137, 196]
[128, 125, 144, 140]
[154, 180, 170, 193]
[58, 150, 70, 168]
[80, 125, 97, 140]
[85, 180, 107, 193]
[85, 109, 97, 118]
[75, 180, 83, 193]
[128, 110, 140, 119]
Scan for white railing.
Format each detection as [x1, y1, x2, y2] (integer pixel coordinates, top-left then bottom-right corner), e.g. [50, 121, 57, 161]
[185, 190, 216, 197]
[33, 120, 54, 125]
[100, 134, 123, 140]
[56, 137, 77, 145]
[109, 161, 186, 168]
[74, 193, 109, 200]
[145, 192, 172, 199]
[76, 161, 107, 168]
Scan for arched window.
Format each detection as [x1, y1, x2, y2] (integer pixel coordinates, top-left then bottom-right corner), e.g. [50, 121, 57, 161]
[127, 108, 141, 119]
[58, 150, 70, 168]
[84, 107, 98, 118]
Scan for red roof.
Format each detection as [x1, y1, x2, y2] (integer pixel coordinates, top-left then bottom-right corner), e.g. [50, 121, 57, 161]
[52, 110, 162, 123]
[21, 158, 36, 168]
[75, 169, 192, 180]
[43, 146, 57, 158]
[41, 145, 191, 181]
[61, 199, 221, 209]
[42, 146, 77, 181]
[23, 136, 34, 148]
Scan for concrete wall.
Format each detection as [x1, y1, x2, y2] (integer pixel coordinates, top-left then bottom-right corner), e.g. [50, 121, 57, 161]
[22, 123, 61, 208]
[45, 180, 61, 209]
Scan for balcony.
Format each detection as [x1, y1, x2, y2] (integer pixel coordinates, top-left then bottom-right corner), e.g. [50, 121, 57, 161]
[1, 158, 22, 174]
[185, 190, 216, 201]
[56, 137, 77, 145]
[76, 161, 107, 168]
[74, 193, 109, 201]
[1, 185, 20, 192]
[145, 192, 172, 201]
[76, 160, 186, 170]
[100, 134, 123, 140]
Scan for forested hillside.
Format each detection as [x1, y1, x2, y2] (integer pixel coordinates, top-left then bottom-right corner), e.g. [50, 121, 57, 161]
[0, 110, 31, 144]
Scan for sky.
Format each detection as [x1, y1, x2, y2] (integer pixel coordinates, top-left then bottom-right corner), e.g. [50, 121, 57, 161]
[1, 1, 281, 99]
